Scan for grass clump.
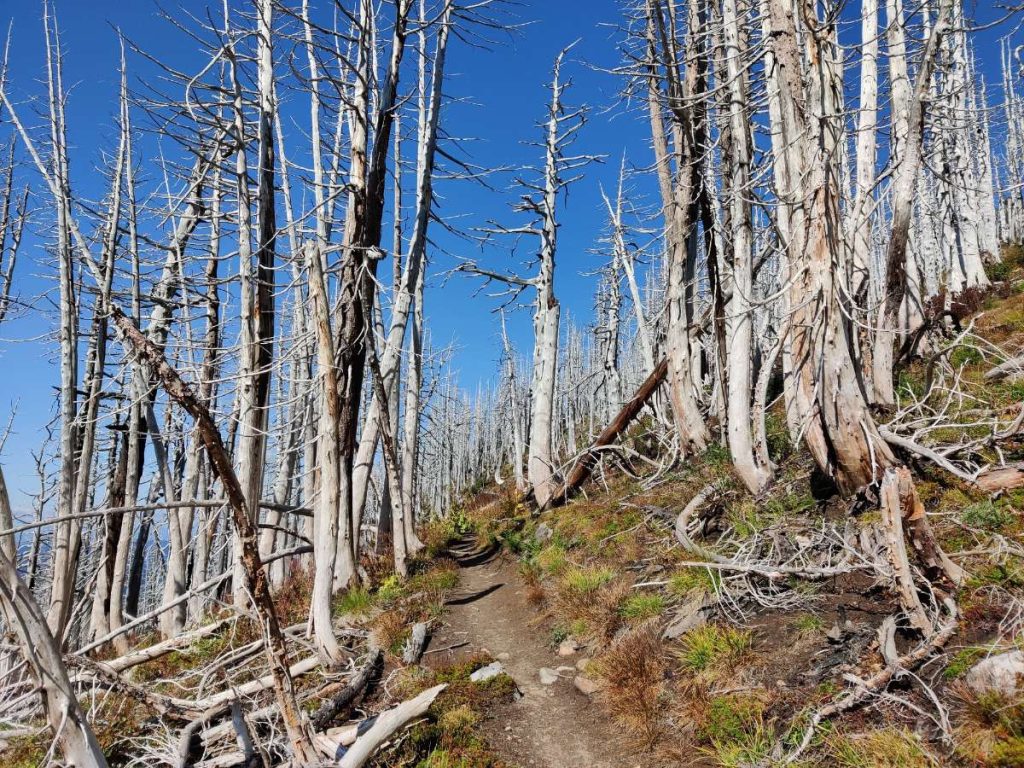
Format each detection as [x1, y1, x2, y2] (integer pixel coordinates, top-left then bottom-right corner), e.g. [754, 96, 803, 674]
[534, 543, 568, 575]
[619, 593, 665, 621]
[962, 500, 1015, 532]
[793, 613, 824, 634]
[560, 565, 615, 595]
[592, 625, 667, 745]
[697, 695, 774, 768]
[668, 566, 720, 597]
[698, 694, 766, 744]
[678, 624, 753, 676]
[827, 728, 938, 768]
[335, 586, 374, 617]
[555, 566, 627, 642]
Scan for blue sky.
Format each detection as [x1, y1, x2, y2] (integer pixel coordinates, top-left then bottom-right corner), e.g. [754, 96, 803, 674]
[0, 0, 645, 510]
[0, 0, 1017, 511]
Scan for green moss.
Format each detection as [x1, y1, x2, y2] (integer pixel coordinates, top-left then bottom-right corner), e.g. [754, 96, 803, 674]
[619, 593, 665, 621]
[968, 562, 1024, 590]
[945, 647, 986, 679]
[990, 737, 1024, 767]
[726, 499, 779, 538]
[763, 489, 816, 518]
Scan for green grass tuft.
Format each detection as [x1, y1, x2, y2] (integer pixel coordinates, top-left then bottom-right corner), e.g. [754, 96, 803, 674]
[619, 593, 665, 621]
[678, 624, 753, 674]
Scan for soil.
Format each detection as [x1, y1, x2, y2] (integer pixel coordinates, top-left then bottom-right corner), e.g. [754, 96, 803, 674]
[424, 538, 647, 768]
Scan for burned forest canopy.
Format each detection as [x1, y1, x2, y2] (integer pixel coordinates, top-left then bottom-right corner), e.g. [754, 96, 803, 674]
[3, 0, 1024, 766]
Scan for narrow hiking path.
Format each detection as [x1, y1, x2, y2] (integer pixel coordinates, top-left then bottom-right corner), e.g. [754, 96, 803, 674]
[425, 537, 643, 768]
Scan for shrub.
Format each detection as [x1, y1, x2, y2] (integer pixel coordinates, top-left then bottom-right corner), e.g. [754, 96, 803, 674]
[962, 500, 1014, 532]
[990, 260, 1014, 281]
[793, 613, 824, 634]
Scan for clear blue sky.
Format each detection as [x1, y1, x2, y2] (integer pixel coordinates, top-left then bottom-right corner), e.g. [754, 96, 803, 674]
[0, 0, 1016, 512]
[0, 0, 645, 511]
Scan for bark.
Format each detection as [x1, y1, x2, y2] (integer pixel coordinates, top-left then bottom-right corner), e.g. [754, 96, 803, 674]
[721, 0, 771, 494]
[231, 0, 277, 609]
[649, 0, 711, 456]
[110, 307, 319, 765]
[872, 0, 954, 406]
[766, 0, 896, 495]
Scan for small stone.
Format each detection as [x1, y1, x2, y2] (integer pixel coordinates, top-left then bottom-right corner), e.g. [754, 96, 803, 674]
[776, 680, 787, 688]
[558, 639, 579, 657]
[497, 652, 511, 661]
[794, 535, 812, 549]
[966, 651, 1024, 698]
[574, 675, 603, 696]
[825, 624, 843, 643]
[534, 523, 553, 543]
[538, 667, 559, 685]
[556, 665, 575, 673]
[470, 661, 504, 683]
[576, 658, 591, 671]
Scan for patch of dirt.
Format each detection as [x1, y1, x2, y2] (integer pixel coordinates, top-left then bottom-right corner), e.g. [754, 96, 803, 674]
[425, 541, 649, 768]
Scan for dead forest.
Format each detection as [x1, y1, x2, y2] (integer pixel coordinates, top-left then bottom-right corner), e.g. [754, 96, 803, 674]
[4, 0, 1024, 766]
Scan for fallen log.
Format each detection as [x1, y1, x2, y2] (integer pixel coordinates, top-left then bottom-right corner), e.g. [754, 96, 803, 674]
[96, 617, 234, 674]
[985, 354, 1024, 382]
[315, 684, 447, 767]
[547, 358, 667, 509]
[310, 647, 382, 732]
[878, 470, 932, 633]
[977, 463, 1024, 493]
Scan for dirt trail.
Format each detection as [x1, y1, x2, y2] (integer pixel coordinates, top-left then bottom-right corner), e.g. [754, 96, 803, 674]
[425, 539, 641, 768]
